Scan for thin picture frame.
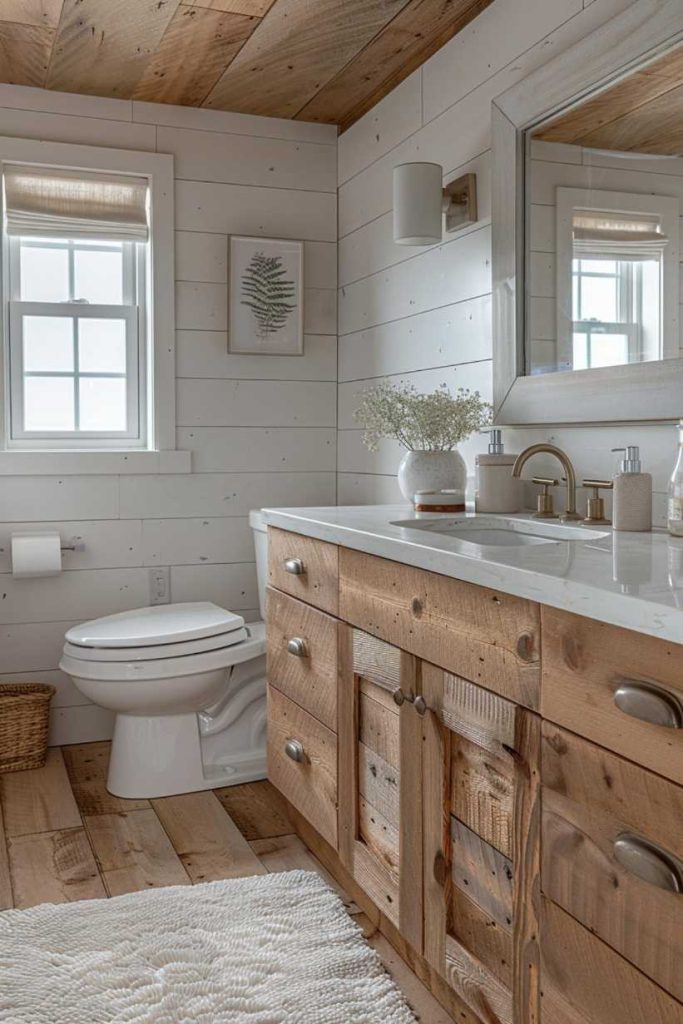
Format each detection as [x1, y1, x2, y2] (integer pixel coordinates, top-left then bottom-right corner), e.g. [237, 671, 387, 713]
[228, 235, 304, 356]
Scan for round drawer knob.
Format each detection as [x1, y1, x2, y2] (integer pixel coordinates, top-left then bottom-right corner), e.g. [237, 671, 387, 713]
[284, 558, 305, 575]
[287, 637, 308, 658]
[284, 738, 307, 764]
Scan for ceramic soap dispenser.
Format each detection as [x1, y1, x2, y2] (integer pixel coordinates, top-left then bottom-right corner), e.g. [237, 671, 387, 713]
[475, 429, 522, 513]
[611, 445, 652, 532]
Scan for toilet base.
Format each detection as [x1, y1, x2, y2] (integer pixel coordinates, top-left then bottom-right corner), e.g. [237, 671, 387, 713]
[107, 711, 266, 799]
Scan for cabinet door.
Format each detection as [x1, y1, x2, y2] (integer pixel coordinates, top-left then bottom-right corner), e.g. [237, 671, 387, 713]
[338, 625, 423, 952]
[422, 664, 541, 1024]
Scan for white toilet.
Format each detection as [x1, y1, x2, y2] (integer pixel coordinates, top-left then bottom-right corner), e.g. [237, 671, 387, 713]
[60, 510, 270, 799]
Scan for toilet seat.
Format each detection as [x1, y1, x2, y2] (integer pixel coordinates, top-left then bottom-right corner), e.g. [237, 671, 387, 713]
[60, 622, 267, 682]
[65, 601, 245, 649]
[62, 627, 249, 662]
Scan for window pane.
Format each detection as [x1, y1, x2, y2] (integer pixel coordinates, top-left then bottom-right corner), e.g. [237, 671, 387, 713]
[572, 332, 588, 370]
[580, 275, 618, 321]
[24, 377, 74, 431]
[23, 316, 74, 372]
[589, 333, 629, 369]
[79, 377, 127, 431]
[74, 247, 124, 304]
[78, 318, 127, 373]
[20, 245, 69, 302]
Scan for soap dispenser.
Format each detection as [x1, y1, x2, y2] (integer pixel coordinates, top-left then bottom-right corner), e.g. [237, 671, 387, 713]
[611, 446, 652, 532]
[475, 430, 522, 513]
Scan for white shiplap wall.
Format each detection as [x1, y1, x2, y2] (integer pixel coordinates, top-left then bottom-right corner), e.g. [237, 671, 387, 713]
[337, 0, 681, 518]
[0, 85, 337, 744]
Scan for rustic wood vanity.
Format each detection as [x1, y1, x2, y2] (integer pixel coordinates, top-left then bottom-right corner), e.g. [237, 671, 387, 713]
[265, 522, 683, 1024]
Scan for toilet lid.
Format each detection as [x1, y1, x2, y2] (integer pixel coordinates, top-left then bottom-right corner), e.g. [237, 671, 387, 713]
[65, 602, 245, 649]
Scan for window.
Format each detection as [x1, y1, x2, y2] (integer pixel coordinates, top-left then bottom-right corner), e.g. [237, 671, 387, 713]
[8, 235, 145, 443]
[3, 163, 149, 448]
[0, 139, 180, 469]
[571, 257, 654, 370]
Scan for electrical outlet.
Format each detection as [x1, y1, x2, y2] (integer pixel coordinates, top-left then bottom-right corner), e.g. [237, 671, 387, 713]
[149, 567, 170, 605]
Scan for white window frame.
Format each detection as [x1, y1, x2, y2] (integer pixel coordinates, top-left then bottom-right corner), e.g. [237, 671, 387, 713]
[8, 237, 145, 447]
[0, 136, 188, 474]
[555, 187, 679, 371]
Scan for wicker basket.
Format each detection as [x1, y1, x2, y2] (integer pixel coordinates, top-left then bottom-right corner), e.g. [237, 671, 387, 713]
[0, 683, 56, 773]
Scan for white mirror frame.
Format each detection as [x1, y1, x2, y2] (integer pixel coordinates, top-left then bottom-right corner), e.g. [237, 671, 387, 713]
[492, 0, 683, 425]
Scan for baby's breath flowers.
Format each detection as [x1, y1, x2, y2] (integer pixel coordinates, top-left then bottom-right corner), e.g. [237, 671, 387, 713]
[354, 381, 491, 452]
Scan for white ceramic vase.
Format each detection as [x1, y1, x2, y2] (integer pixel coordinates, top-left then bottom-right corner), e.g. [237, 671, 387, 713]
[397, 449, 467, 502]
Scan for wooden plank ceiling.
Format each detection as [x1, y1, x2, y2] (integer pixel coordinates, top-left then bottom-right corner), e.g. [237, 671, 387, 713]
[535, 45, 683, 155]
[0, 0, 491, 131]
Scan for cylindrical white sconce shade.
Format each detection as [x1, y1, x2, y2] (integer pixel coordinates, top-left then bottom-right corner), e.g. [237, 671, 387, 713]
[393, 161, 443, 245]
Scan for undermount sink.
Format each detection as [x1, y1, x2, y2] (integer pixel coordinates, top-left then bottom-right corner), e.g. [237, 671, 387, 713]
[390, 515, 610, 548]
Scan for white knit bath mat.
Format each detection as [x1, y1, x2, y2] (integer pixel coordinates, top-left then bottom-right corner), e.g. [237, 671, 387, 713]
[0, 869, 417, 1023]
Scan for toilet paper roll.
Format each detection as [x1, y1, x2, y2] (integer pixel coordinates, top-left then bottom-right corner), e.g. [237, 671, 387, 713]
[11, 531, 62, 578]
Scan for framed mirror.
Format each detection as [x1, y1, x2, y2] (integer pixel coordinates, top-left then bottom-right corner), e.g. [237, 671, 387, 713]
[492, 0, 683, 424]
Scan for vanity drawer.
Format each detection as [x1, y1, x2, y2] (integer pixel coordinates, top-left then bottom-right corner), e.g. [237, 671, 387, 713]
[268, 528, 338, 616]
[540, 898, 683, 1024]
[542, 607, 683, 784]
[542, 724, 683, 1002]
[266, 588, 338, 732]
[267, 686, 337, 848]
[339, 547, 541, 709]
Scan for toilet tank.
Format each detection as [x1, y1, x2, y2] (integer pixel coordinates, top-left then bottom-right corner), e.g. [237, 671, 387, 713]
[249, 510, 269, 621]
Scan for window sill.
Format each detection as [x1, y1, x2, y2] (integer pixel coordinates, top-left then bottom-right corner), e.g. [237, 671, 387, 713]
[0, 449, 192, 475]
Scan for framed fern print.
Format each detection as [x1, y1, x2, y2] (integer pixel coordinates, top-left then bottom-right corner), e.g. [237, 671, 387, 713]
[229, 236, 304, 355]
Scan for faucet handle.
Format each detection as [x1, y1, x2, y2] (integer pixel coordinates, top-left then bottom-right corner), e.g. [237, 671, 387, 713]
[532, 477, 558, 519]
[582, 479, 613, 524]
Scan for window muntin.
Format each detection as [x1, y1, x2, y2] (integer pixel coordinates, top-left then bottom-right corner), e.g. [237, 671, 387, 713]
[7, 235, 145, 445]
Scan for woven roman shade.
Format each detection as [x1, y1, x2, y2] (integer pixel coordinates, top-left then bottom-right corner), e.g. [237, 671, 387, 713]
[3, 164, 149, 241]
[573, 209, 668, 260]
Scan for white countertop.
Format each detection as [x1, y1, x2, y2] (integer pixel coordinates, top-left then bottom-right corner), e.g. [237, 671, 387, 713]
[261, 504, 683, 645]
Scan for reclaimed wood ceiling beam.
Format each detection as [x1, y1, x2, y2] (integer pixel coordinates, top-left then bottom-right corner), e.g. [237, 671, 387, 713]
[297, 0, 493, 130]
[202, 0, 412, 120]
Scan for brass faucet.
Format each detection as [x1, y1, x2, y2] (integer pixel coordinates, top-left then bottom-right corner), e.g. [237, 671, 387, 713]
[512, 443, 582, 522]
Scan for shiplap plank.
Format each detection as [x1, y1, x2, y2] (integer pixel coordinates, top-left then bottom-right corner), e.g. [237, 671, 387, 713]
[339, 228, 491, 336]
[178, 427, 336, 473]
[1, 748, 81, 837]
[0, 621, 80, 674]
[160, 126, 336, 191]
[48, 705, 115, 747]
[338, 296, 492, 382]
[176, 331, 337, 380]
[0, 569, 147, 625]
[0, 476, 119, 522]
[132, 98, 337, 143]
[184, 0, 275, 14]
[0, 1, 63, 28]
[142, 516, 253, 566]
[119, 470, 335, 519]
[1, 669, 88, 710]
[134, 7, 257, 107]
[47, 0, 181, 98]
[177, 379, 337, 427]
[170, 561, 258, 609]
[175, 179, 336, 240]
[203, 0, 412, 119]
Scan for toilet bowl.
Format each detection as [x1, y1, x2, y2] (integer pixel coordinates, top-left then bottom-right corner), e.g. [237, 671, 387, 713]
[59, 510, 270, 799]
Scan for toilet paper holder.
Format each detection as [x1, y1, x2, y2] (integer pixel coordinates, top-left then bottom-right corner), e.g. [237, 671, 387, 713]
[61, 539, 86, 553]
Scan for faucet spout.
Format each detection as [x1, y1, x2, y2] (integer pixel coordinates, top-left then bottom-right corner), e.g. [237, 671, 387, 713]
[512, 443, 581, 522]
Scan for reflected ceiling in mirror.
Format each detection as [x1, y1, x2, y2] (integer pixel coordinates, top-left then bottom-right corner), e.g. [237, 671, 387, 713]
[524, 45, 683, 378]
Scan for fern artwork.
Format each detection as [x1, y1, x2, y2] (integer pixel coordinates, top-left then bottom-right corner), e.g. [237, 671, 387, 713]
[229, 236, 304, 355]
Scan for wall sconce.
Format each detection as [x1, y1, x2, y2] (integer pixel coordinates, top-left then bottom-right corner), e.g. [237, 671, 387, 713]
[392, 162, 477, 245]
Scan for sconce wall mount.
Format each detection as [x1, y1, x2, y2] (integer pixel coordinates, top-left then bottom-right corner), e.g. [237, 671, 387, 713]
[392, 162, 477, 246]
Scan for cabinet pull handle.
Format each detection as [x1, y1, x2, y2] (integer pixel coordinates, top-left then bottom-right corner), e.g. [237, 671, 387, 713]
[614, 679, 683, 729]
[392, 687, 428, 716]
[613, 833, 683, 893]
[284, 738, 307, 764]
[284, 557, 305, 575]
[287, 637, 308, 658]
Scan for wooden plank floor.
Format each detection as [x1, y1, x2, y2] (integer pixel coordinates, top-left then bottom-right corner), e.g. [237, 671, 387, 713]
[0, 741, 453, 1023]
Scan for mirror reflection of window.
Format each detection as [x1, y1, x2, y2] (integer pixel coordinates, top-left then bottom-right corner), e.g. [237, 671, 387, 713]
[571, 210, 666, 370]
